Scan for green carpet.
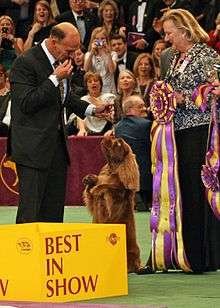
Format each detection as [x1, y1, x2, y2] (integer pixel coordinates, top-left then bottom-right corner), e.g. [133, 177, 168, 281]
[0, 206, 220, 308]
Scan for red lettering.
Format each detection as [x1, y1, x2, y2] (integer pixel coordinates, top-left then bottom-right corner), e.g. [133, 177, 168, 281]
[73, 234, 81, 251]
[68, 277, 81, 295]
[63, 235, 71, 253]
[45, 234, 82, 255]
[0, 279, 8, 296]
[46, 279, 54, 297]
[55, 278, 67, 296]
[45, 237, 54, 254]
[82, 275, 98, 292]
[56, 236, 63, 253]
[46, 258, 63, 276]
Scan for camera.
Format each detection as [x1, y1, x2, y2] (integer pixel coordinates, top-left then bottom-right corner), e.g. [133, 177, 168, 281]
[95, 39, 104, 47]
[2, 27, 8, 34]
[213, 64, 220, 81]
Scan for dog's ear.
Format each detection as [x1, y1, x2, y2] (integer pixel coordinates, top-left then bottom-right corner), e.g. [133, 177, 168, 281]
[117, 144, 140, 191]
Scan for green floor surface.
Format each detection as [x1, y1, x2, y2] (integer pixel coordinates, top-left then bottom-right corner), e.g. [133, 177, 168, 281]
[0, 206, 219, 308]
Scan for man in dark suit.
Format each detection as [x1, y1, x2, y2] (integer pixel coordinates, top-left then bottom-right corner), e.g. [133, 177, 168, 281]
[55, 0, 97, 49]
[9, 22, 110, 223]
[115, 95, 152, 211]
[127, 0, 164, 52]
[110, 34, 138, 85]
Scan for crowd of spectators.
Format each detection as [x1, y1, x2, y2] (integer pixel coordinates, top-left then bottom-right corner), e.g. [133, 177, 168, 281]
[0, 0, 220, 212]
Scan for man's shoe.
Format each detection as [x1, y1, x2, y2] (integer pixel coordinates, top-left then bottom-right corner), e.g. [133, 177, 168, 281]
[136, 266, 155, 275]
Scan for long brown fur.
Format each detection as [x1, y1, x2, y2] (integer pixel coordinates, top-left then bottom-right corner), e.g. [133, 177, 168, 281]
[83, 136, 141, 273]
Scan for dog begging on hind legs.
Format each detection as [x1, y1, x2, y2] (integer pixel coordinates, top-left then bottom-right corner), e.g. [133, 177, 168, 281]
[83, 136, 141, 273]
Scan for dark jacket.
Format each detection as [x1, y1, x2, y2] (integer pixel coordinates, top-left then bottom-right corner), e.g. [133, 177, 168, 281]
[9, 44, 89, 169]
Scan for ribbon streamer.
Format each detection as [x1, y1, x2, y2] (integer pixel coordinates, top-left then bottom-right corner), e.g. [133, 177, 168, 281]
[150, 81, 191, 272]
[192, 85, 220, 220]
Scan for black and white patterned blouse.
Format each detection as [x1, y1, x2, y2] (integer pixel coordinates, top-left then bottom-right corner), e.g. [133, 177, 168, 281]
[165, 43, 220, 131]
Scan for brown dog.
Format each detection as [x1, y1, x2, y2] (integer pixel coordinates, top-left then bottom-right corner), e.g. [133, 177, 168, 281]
[83, 136, 141, 273]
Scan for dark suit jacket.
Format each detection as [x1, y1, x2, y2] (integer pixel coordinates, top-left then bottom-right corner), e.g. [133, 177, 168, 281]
[115, 116, 152, 191]
[114, 50, 138, 84]
[9, 44, 89, 169]
[55, 10, 97, 49]
[127, 0, 163, 51]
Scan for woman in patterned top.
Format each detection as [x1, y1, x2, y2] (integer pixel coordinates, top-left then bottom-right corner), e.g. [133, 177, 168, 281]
[162, 9, 220, 274]
[139, 8, 220, 275]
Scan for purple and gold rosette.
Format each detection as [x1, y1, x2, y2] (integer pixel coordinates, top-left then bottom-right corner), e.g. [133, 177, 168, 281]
[149, 81, 191, 272]
[192, 85, 220, 220]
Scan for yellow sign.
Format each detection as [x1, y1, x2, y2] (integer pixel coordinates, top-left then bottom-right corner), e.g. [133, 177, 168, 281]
[0, 223, 127, 302]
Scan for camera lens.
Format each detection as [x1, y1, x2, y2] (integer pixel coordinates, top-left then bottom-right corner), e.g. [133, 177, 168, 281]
[2, 27, 8, 34]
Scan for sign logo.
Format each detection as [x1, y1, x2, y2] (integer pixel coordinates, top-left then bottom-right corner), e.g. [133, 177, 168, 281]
[0, 154, 19, 194]
[107, 233, 120, 246]
[16, 238, 33, 254]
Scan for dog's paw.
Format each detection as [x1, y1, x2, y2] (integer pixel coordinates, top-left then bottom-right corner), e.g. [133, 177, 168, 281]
[83, 174, 98, 187]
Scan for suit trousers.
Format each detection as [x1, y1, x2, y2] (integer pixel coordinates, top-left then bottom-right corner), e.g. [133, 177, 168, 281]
[16, 132, 68, 223]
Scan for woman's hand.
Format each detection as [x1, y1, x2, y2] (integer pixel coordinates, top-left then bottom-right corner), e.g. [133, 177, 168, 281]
[77, 129, 88, 136]
[30, 23, 43, 36]
[174, 91, 185, 105]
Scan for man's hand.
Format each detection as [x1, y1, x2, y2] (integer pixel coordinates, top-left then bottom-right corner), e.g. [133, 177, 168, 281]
[53, 59, 73, 80]
[92, 100, 114, 118]
[174, 91, 185, 105]
[12, 0, 28, 5]
[132, 39, 147, 50]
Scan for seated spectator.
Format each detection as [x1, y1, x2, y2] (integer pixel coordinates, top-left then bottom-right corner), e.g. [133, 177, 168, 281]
[71, 44, 87, 96]
[0, 15, 24, 71]
[24, 0, 55, 51]
[133, 53, 156, 109]
[207, 12, 220, 54]
[84, 27, 117, 94]
[98, 0, 125, 39]
[152, 39, 167, 78]
[0, 64, 11, 137]
[110, 34, 138, 83]
[55, 0, 98, 49]
[73, 72, 114, 136]
[115, 95, 152, 211]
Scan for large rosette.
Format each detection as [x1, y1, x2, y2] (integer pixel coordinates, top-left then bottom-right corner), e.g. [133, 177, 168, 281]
[150, 81, 176, 124]
[149, 80, 191, 272]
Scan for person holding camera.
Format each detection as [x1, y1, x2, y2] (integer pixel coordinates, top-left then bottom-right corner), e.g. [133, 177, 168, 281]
[84, 26, 117, 94]
[0, 15, 24, 71]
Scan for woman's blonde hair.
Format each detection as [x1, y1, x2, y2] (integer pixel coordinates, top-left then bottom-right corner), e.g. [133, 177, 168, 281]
[161, 9, 209, 43]
[33, 0, 54, 25]
[98, 0, 119, 21]
[133, 53, 156, 79]
[88, 27, 108, 51]
[117, 69, 138, 94]
[0, 15, 15, 35]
